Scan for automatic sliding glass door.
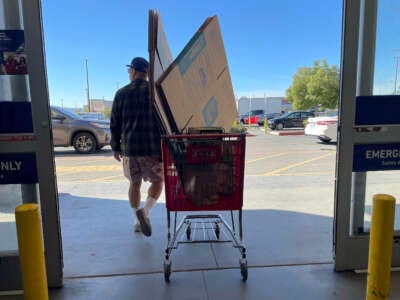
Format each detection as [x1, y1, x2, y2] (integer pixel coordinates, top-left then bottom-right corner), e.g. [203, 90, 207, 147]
[0, 0, 62, 291]
[334, 0, 400, 271]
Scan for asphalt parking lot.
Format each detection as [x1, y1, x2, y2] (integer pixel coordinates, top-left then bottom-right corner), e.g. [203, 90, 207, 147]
[54, 128, 338, 217]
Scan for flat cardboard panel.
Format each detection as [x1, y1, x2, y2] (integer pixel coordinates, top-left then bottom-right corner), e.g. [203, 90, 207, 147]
[148, 10, 176, 134]
[156, 13, 173, 72]
[154, 54, 177, 132]
[156, 16, 237, 132]
[148, 10, 156, 106]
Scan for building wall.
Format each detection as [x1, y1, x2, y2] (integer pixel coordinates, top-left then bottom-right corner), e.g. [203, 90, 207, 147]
[89, 99, 112, 112]
[236, 96, 292, 115]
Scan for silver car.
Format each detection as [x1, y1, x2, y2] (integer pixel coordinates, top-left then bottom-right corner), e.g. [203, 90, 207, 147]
[51, 106, 111, 154]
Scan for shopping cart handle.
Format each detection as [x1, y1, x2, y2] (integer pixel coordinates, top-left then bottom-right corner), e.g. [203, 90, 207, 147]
[162, 133, 246, 139]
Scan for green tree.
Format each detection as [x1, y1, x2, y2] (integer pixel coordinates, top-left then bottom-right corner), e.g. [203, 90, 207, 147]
[286, 60, 339, 110]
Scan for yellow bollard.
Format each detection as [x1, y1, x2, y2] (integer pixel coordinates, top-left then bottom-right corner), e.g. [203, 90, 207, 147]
[264, 117, 267, 134]
[366, 194, 396, 300]
[15, 204, 49, 300]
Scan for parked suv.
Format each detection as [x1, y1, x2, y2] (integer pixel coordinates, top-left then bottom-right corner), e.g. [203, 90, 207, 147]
[51, 106, 111, 154]
[239, 110, 282, 126]
[268, 110, 315, 130]
[239, 109, 265, 125]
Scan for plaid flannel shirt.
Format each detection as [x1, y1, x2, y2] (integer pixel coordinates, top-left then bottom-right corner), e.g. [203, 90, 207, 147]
[110, 79, 162, 158]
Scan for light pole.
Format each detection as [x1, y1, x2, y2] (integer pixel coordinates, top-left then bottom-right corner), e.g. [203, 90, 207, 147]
[85, 58, 91, 111]
[248, 95, 252, 128]
[394, 56, 399, 95]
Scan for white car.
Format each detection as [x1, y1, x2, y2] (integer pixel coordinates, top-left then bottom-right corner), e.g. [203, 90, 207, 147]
[304, 110, 338, 143]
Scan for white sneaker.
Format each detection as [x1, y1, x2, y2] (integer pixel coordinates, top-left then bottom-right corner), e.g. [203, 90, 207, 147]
[134, 223, 141, 233]
[136, 208, 152, 237]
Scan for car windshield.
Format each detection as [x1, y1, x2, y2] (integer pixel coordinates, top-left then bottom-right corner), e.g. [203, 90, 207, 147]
[52, 107, 81, 119]
[78, 113, 106, 120]
[244, 110, 263, 116]
[279, 112, 290, 118]
[266, 113, 279, 118]
[323, 110, 338, 117]
[327, 111, 338, 117]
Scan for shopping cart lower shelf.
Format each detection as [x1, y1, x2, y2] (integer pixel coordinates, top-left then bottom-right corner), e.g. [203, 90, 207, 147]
[161, 133, 247, 282]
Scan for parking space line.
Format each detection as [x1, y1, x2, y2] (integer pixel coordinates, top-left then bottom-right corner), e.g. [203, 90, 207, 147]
[277, 171, 332, 176]
[55, 159, 108, 166]
[246, 171, 332, 177]
[57, 176, 125, 183]
[263, 152, 335, 176]
[56, 165, 121, 173]
[89, 175, 124, 182]
[246, 152, 292, 163]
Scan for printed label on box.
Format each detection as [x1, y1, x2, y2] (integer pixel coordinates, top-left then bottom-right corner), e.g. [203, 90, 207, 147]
[202, 97, 218, 126]
[177, 33, 206, 76]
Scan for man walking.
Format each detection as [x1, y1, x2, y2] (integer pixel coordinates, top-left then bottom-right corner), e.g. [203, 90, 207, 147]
[110, 57, 163, 237]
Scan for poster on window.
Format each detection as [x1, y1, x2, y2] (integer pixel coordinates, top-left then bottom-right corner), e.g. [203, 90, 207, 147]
[0, 30, 27, 75]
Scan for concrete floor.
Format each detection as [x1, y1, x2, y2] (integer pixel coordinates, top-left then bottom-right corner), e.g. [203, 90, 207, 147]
[3, 198, 400, 299]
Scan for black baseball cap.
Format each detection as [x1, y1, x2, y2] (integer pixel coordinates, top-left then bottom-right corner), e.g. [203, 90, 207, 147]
[126, 57, 149, 72]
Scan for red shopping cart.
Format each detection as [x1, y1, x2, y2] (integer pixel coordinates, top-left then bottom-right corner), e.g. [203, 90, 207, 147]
[161, 132, 247, 282]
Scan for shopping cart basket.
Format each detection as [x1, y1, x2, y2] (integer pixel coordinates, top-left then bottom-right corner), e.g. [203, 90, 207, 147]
[161, 133, 247, 282]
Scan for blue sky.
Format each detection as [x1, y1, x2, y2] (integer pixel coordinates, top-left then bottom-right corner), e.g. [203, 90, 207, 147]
[40, 1, 399, 109]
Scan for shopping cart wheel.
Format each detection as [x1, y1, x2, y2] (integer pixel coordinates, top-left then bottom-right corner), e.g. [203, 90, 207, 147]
[164, 260, 171, 282]
[214, 222, 220, 239]
[186, 225, 191, 240]
[239, 258, 248, 282]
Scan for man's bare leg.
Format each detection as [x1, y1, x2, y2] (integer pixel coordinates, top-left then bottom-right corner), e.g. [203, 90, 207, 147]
[129, 181, 142, 232]
[129, 180, 141, 208]
[144, 180, 163, 216]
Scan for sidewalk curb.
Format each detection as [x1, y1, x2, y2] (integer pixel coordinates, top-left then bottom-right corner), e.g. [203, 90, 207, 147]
[269, 130, 305, 136]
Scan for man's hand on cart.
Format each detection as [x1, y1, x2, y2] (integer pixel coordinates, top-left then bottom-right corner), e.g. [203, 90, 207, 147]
[113, 151, 122, 162]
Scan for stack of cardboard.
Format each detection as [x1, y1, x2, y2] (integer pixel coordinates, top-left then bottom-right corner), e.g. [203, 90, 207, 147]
[148, 11, 238, 133]
[149, 12, 238, 204]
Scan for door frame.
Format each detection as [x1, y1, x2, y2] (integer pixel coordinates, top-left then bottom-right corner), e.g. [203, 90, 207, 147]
[334, 0, 400, 271]
[0, 0, 63, 290]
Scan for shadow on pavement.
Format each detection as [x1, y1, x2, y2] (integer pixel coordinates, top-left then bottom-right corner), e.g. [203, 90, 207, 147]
[58, 192, 334, 278]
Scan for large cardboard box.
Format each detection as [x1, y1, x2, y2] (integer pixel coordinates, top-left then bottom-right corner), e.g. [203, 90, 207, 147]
[156, 16, 238, 132]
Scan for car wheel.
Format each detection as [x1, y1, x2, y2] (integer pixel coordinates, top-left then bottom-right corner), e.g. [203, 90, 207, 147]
[318, 137, 332, 143]
[72, 132, 97, 154]
[276, 123, 284, 130]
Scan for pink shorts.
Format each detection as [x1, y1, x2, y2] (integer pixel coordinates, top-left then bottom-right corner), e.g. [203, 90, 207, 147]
[123, 156, 164, 184]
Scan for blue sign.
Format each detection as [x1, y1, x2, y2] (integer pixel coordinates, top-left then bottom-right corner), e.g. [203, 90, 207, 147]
[0, 30, 24, 52]
[355, 95, 400, 125]
[353, 143, 400, 172]
[0, 102, 33, 133]
[0, 153, 38, 184]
